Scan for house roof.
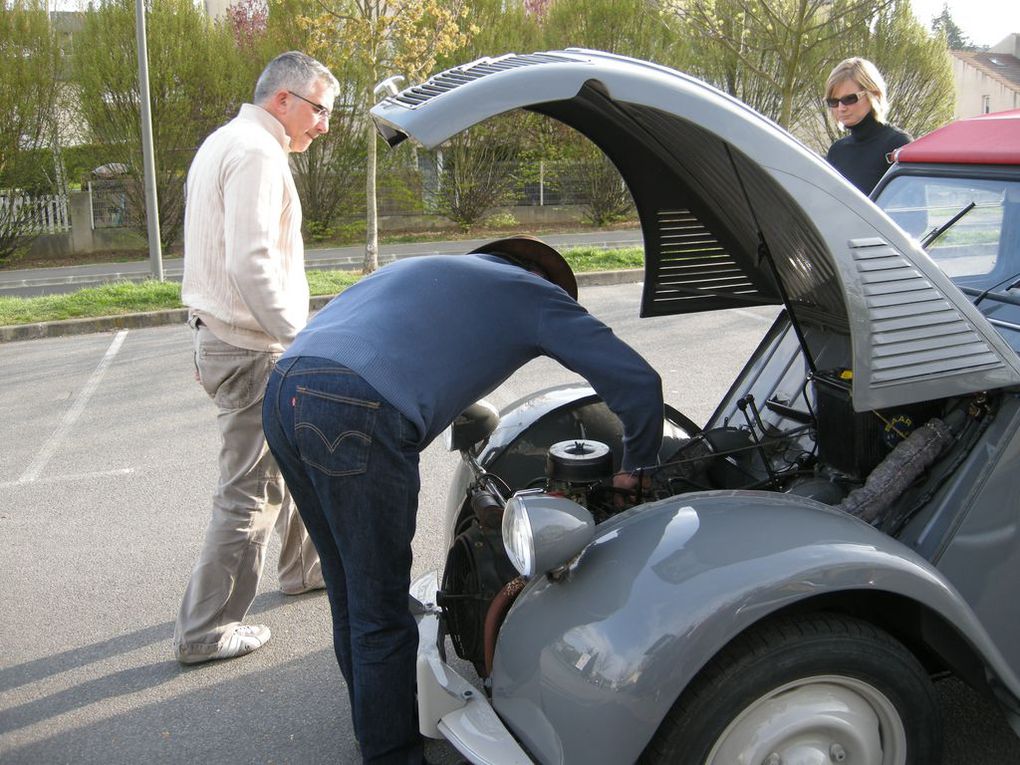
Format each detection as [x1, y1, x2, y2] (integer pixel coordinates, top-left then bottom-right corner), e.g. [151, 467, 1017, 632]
[952, 50, 1020, 93]
[893, 108, 1020, 165]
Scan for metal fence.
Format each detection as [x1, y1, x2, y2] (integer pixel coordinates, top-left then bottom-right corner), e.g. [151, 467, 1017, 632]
[0, 191, 71, 233]
[87, 180, 134, 229]
[402, 156, 594, 217]
[15, 160, 595, 235]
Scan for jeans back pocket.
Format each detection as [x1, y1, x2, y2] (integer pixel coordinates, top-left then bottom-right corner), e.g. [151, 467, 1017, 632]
[294, 386, 380, 477]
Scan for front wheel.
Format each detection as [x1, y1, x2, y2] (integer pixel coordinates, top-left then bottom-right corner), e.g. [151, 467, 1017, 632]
[641, 612, 941, 765]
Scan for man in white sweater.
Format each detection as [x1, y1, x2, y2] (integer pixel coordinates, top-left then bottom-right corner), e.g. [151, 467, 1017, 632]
[174, 51, 339, 664]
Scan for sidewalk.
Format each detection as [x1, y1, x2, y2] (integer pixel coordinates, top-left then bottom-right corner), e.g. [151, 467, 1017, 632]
[0, 229, 644, 343]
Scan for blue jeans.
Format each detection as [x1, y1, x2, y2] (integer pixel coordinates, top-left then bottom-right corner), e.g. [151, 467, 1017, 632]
[263, 356, 423, 765]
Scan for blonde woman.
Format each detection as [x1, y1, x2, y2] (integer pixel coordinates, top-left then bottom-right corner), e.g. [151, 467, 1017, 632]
[824, 57, 911, 194]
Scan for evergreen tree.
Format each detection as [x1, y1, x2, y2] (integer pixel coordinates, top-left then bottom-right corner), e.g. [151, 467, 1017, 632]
[930, 3, 971, 50]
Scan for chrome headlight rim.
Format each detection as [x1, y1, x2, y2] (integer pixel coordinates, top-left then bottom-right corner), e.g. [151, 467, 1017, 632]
[502, 493, 537, 577]
[502, 490, 595, 578]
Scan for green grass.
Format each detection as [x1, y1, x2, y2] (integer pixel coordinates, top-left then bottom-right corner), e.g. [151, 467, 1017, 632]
[0, 280, 183, 325]
[306, 269, 362, 295]
[0, 247, 644, 326]
[563, 246, 643, 271]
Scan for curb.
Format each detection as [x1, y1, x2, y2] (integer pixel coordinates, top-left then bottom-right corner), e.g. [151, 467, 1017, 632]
[0, 268, 643, 344]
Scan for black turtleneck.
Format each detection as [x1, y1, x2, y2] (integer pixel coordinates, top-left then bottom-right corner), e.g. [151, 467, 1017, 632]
[825, 111, 911, 195]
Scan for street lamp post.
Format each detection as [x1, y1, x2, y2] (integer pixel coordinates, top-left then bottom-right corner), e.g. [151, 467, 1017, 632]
[134, 0, 163, 281]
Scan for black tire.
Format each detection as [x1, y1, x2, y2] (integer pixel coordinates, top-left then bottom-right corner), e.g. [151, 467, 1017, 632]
[641, 612, 941, 765]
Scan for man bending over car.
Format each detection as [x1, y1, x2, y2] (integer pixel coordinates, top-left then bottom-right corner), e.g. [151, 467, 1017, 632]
[261, 235, 663, 764]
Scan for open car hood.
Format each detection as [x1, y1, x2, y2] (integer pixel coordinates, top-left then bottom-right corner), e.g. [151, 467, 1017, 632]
[370, 49, 1020, 411]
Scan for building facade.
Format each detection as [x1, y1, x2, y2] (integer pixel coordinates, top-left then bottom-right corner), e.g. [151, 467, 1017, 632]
[952, 34, 1020, 117]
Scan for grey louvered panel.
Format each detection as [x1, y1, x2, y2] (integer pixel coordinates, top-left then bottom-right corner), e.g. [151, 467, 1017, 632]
[647, 208, 760, 306]
[869, 300, 956, 320]
[393, 53, 573, 108]
[656, 276, 756, 292]
[655, 268, 756, 288]
[654, 279, 758, 293]
[867, 289, 945, 309]
[873, 336, 993, 360]
[658, 267, 745, 283]
[660, 241, 727, 255]
[859, 268, 925, 284]
[661, 232, 723, 247]
[651, 290, 760, 309]
[855, 259, 922, 273]
[864, 278, 935, 296]
[658, 258, 733, 273]
[871, 311, 962, 333]
[852, 241, 1007, 387]
[872, 353, 1002, 383]
[872, 324, 973, 345]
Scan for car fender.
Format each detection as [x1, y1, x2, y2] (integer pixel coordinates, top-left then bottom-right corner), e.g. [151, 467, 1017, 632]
[489, 491, 1014, 765]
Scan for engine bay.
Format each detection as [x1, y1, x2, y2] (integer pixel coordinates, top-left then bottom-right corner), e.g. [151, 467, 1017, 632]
[438, 368, 997, 678]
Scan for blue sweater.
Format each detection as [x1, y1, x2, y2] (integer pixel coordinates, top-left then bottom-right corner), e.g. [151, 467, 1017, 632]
[283, 254, 664, 471]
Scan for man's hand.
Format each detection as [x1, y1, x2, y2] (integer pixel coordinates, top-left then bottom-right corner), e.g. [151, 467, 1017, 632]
[612, 472, 640, 493]
[611, 471, 650, 507]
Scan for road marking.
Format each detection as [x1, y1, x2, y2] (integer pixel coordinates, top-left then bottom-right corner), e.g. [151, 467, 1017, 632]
[16, 330, 128, 484]
[733, 307, 779, 325]
[0, 467, 136, 491]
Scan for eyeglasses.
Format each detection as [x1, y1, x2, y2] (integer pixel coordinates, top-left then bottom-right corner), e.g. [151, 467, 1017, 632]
[287, 90, 331, 120]
[825, 91, 869, 109]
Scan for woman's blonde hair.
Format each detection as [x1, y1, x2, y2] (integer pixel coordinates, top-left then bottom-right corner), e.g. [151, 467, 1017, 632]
[825, 57, 890, 123]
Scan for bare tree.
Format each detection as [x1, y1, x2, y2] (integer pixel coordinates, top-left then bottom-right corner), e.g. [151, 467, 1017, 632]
[70, 0, 250, 250]
[0, 0, 58, 262]
[300, 0, 475, 272]
[660, 0, 891, 130]
[434, 120, 521, 230]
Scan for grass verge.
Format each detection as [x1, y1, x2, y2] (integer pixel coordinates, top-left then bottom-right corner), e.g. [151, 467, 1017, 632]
[0, 247, 642, 326]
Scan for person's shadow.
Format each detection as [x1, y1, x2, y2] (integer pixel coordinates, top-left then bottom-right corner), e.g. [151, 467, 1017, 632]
[0, 591, 363, 765]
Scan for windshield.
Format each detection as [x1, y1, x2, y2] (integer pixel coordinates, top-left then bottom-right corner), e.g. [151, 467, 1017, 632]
[875, 174, 1020, 288]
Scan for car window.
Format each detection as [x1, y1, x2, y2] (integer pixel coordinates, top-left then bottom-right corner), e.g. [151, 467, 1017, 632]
[876, 175, 1020, 283]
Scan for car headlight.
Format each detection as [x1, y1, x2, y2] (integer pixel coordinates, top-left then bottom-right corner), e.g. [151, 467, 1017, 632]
[502, 490, 595, 578]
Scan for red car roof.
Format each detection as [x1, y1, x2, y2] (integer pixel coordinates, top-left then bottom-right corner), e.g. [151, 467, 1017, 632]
[893, 109, 1020, 166]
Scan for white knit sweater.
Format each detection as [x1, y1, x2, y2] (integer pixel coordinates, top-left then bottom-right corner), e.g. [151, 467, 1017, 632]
[181, 104, 310, 352]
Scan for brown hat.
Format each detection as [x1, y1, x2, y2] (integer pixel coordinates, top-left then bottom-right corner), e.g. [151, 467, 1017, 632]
[469, 235, 578, 300]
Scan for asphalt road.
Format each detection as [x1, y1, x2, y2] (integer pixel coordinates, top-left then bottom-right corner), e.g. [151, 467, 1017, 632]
[2, 282, 1019, 764]
[0, 229, 643, 298]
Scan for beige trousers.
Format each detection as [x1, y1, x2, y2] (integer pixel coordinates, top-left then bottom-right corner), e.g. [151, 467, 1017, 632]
[174, 324, 321, 659]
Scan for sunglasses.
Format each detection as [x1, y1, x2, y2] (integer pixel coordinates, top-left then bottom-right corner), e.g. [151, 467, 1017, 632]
[825, 91, 869, 108]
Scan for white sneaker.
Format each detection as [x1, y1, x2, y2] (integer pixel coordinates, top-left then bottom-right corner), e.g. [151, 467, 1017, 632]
[177, 624, 271, 665]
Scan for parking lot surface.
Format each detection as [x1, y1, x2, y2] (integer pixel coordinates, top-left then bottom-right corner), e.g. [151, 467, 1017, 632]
[2, 282, 1018, 763]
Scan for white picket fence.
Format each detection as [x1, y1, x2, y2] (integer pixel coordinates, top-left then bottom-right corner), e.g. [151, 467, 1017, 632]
[0, 191, 71, 233]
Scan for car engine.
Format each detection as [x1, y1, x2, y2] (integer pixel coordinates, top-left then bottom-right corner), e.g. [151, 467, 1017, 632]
[439, 375, 996, 678]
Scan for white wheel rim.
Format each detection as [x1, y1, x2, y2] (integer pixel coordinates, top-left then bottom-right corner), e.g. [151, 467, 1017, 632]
[705, 674, 907, 765]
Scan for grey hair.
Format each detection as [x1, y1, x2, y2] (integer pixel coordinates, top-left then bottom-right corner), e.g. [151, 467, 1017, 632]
[825, 57, 890, 123]
[253, 51, 339, 105]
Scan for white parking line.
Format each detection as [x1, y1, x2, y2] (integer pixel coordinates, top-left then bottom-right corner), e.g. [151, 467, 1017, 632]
[16, 330, 129, 484]
[733, 307, 779, 324]
[0, 467, 136, 490]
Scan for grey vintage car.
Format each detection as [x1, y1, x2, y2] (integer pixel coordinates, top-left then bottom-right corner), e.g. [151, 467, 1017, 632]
[370, 51, 1020, 764]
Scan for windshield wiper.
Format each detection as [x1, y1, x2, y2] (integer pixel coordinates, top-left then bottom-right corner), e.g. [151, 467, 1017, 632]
[921, 201, 975, 249]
